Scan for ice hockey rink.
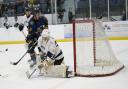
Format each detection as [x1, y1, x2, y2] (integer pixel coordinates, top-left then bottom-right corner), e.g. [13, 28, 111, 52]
[0, 40, 128, 89]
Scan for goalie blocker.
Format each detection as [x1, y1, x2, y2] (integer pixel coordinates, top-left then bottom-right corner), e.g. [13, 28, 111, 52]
[37, 29, 73, 78]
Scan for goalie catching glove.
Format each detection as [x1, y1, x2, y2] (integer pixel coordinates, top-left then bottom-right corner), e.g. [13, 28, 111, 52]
[38, 59, 53, 71]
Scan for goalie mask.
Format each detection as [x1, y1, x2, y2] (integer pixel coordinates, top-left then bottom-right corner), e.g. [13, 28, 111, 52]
[41, 29, 50, 38]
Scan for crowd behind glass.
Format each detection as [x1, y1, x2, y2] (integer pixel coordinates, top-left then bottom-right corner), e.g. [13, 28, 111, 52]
[0, 0, 127, 23]
[0, 0, 57, 16]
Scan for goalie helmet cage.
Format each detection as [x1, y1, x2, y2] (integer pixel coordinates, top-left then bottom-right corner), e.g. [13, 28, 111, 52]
[72, 20, 124, 77]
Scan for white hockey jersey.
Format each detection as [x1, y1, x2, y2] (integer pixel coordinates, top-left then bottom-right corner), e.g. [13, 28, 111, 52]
[38, 36, 64, 60]
[23, 14, 33, 26]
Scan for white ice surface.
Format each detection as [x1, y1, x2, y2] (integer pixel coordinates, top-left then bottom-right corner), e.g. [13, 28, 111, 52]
[0, 41, 128, 89]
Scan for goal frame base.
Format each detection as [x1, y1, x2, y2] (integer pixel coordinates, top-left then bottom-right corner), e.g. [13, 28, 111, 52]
[75, 65, 124, 77]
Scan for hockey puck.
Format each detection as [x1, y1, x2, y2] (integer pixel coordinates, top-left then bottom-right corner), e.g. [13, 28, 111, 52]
[5, 48, 8, 51]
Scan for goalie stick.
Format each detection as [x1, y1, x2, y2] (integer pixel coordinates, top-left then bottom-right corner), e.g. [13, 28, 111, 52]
[25, 64, 45, 79]
[26, 68, 37, 79]
[10, 41, 38, 65]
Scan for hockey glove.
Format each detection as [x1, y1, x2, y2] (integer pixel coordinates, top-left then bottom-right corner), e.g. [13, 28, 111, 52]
[42, 60, 50, 70]
[3, 23, 9, 29]
[18, 24, 24, 31]
[3, 23, 6, 27]
[25, 34, 31, 43]
[25, 34, 34, 43]
[14, 23, 19, 27]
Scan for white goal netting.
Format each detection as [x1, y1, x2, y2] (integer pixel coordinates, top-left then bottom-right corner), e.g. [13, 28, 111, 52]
[73, 20, 124, 76]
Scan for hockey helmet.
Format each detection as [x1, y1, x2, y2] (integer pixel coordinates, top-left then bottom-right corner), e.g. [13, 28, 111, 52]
[25, 7, 31, 12]
[33, 8, 41, 14]
[41, 29, 50, 37]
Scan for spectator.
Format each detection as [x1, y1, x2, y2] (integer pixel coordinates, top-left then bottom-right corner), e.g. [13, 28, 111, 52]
[45, 0, 51, 13]
[121, 10, 126, 21]
[24, 0, 29, 8]
[68, 8, 73, 23]
[28, 0, 35, 9]
[15, 0, 24, 15]
[33, 0, 40, 11]
[8, 2, 15, 16]
[58, 9, 65, 23]
[2, 3, 8, 16]
[27, 0, 40, 12]
[0, 4, 2, 17]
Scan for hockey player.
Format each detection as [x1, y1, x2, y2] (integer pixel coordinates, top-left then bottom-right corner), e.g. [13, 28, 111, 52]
[37, 29, 72, 78]
[38, 29, 64, 66]
[21, 7, 33, 27]
[14, 7, 33, 31]
[28, 9, 48, 35]
[26, 9, 48, 68]
[3, 15, 11, 29]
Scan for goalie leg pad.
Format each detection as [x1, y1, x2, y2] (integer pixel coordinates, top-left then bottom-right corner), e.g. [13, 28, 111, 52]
[42, 65, 68, 78]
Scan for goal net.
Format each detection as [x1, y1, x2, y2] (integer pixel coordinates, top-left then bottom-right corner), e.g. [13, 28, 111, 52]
[73, 20, 124, 77]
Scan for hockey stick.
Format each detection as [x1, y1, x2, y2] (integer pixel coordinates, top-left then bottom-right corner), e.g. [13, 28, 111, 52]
[10, 51, 28, 65]
[10, 41, 38, 65]
[21, 30, 27, 37]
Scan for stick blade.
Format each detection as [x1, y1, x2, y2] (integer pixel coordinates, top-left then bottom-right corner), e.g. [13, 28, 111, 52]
[26, 69, 37, 79]
[26, 71, 31, 79]
[10, 61, 17, 65]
